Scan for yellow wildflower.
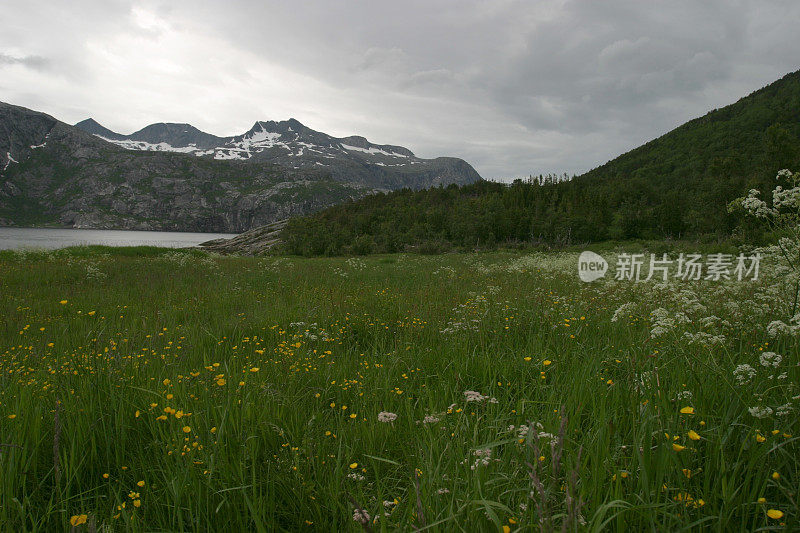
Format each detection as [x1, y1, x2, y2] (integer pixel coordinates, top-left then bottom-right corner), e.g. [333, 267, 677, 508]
[70, 514, 88, 526]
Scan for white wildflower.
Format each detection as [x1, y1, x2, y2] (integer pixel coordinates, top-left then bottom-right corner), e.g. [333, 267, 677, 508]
[536, 432, 555, 442]
[684, 331, 726, 345]
[611, 302, 636, 322]
[470, 448, 493, 470]
[733, 364, 756, 386]
[759, 351, 782, 367]
[748, 406, 773, 419]
[766, 320, 797, 337]
[651, 325, 670, 337]
[352, 508, 371, 524]
[377, 411, 398, 423]
[675, 390, 693, 401]
[464, 390, 487, 402]
[742, 190, 777, 218]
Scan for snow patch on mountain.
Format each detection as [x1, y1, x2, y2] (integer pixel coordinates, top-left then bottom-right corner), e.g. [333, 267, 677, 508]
[340, 144, 409, 157]
[96, 136, 201, 154]
[232, 126, 283, 150]
[4, 151, 18, 171]
[213, 149, 249, 161]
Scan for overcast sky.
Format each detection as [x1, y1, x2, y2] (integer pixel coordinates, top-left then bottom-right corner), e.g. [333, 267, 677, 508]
[1, 0, 799, 180]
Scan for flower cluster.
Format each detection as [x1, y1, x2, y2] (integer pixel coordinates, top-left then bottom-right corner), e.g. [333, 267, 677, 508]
[377, 411, 398, 423]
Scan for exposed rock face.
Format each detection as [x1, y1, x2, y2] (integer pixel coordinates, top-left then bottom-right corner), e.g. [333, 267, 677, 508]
[199, 219, 287, 255]
[1, 102, 58, 172]
[1, 101, 482, 232]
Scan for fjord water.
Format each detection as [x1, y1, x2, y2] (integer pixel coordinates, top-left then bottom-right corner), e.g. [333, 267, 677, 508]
[0, 227, 237, 250]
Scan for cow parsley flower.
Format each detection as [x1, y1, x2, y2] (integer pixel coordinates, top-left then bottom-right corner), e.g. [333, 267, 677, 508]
[684, 331, 727, 345]
[611, 302, 636, 322]
[766, 321, 791, 337]
[776, 403, 793, 417]
[748, 406, 773, 419]
[675, 390, 693, 401]
[733, 364, 756, 386]
[470, 448, 493, 470]
[742, 190, 777, 218]
[377, 411, 397, 423]
[352, 508, 371, 524]
[464, 390, 487, 402]
[759, 351, 782, 367]
[773, 185, 800, 209]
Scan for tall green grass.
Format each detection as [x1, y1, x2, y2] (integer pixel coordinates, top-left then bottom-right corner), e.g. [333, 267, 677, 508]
[0, 250, 796, 531]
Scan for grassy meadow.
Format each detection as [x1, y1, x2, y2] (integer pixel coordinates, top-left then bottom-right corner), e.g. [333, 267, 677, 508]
[0, 247, 798, 531]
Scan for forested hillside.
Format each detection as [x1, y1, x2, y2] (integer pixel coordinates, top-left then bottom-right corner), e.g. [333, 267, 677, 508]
[281, 70, 800, 255]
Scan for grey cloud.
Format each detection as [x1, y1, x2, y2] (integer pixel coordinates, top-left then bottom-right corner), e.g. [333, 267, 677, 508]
[0, 0, 798, 180]
[0, 53, 50, 70]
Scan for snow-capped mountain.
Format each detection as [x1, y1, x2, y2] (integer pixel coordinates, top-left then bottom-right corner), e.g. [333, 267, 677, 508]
[0, 101, 481, 232]
[74, 117, 479, 189]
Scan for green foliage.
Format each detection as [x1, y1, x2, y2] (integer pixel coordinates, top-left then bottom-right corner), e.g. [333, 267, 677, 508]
[281, 70, 800, 255]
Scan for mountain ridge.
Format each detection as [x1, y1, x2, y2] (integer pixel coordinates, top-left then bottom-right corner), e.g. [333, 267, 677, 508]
[77, 116, 419, 160]
[71, 114, 478, 190]
[0, 102, 482, 231]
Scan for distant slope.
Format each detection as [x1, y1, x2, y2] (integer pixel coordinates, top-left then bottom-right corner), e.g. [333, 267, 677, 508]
[274, 69, 800, 255]
[0, 102, 481, 231]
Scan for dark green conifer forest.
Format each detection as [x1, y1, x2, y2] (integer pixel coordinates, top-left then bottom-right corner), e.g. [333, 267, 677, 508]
[282, 70, 800, 255]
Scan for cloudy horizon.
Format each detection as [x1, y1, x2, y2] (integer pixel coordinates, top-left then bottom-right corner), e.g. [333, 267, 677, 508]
[2, 0, 799, 180]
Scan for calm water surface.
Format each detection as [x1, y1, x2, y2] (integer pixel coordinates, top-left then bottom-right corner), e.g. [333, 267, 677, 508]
[0, 227, 237, 250]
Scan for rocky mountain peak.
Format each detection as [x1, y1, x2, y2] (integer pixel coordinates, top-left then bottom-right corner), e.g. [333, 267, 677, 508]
[74, 118, 126, 140]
